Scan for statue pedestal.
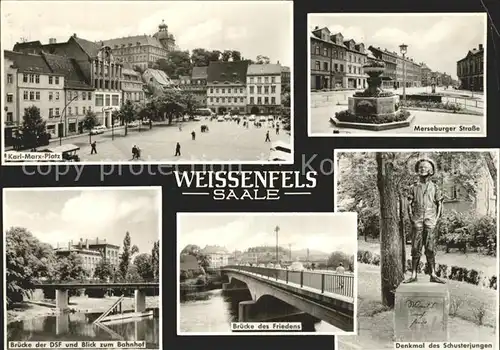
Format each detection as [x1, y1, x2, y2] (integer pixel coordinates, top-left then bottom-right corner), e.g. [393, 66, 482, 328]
[348, 95, 400, 118]
[394, 282, 449, 342]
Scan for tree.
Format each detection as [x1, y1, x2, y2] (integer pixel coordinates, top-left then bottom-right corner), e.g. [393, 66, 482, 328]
[82, 110, 98, 143]
[21, 106, 47, 149]
[376, 153, 405, 307]
[158, 90, 187, 124]
[256, 55, 270, 64]
[6, 227, 56, 306]
[180, 244, 209, 269]
[191, 48, 211, 67]
[327, 251, 353, 271]
[118, 232, 139, 280]
[157, 50, 192, 78]
[94, 258, 115, 281]
[118, 100, 137, 136]
[208, 50, 221, 62]
[55, 252, 88, 301]
[231, 50, 242, 61]
[134, 253, 153, 280]
[151, 241, 160, 279]
[221, 50, 232, 62]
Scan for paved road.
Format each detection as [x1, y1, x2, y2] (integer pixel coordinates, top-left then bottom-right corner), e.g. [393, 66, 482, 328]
[59, 120, 290, 162]
[310, 104, 485, 136]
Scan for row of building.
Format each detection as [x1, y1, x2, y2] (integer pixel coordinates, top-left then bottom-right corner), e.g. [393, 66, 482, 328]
[309, 26, 460, 91]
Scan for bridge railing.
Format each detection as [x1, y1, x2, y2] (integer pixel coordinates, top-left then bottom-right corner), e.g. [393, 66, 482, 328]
[33, 279, 160, 286]
[222, 265, 354, 299]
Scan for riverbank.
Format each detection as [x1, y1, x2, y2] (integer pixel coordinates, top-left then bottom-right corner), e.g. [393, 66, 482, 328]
[7, 295, 160, 325]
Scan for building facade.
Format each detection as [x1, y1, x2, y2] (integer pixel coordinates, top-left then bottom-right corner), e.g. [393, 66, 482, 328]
[457, 44, 484, 91]
[13, 34, 124, 127]
[189, 66, 208, 108]
[281, 65, 291, 90]
[246, 63, 282, 114]
[122, 67, 145, 105]
[206, 60, 250, 114]
[200, 245, 231, 268]
[4, 51, 66, 138]
[102, 20, 176, 71]
[420, 63, 432, 87]
[310, 27, 347, 90]
[4, 55, 18, 146]
[344, 40, 368, 89]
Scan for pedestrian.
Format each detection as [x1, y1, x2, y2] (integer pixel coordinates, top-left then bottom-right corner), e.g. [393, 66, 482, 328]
[276, 125, 279, 135]
[191, 131, 196, 141]
[265, 130, 270, 142]
[132, 145, 137, 159]
[335, 262, 345, 274]
[175, 142, 181, 156]
[90, 141, 97, 154]
[179, 124, 182, 131]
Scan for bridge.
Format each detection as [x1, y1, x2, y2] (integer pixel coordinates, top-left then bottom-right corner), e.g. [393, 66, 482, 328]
[33, 280, 159, 313]
[221, 266, 354, 331]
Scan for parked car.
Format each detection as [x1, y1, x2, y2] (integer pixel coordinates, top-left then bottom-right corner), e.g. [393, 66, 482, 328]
[217, 116, 225, 122]
[289, 261, 305, 271]
[259, 116, 267, 122]
[248, 115, 256, 121]
[128, 121, 140, 128]
[268, 141, 292, 162]
[193, 116, 202, 121]
[90, 125, 106, 135]
[268, 115, 274, 121]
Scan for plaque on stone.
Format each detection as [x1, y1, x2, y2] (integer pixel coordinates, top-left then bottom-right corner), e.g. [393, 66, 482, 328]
[394, 282, 450, 342]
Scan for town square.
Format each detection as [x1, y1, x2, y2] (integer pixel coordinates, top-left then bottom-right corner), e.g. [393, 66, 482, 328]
[2, 1, 292, 163]
[308, 14, 486, 136]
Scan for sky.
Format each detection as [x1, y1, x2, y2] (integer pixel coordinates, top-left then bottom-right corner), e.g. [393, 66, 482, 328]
[309, 13, 487, 80]
[178, 214, 357, 254]
[3, 188, 161, 254]
[1, 1, 293, 67]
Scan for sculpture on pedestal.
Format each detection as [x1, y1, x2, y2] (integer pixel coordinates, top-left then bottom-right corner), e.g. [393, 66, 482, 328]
[403, 158, 446, 284]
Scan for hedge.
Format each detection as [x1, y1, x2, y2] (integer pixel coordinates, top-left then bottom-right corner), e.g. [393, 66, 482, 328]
[357, 249, 497, 290]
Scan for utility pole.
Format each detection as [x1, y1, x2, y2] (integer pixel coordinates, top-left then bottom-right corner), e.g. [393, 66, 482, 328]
[307, 248, 310, 265]
[288, 243, 292, 262]
[274, 225, 280, 265]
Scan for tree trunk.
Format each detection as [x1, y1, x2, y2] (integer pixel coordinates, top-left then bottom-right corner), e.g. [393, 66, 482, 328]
[376, 152, 404, 307]
[125, 124, 128, 136]
[483, 152, 497, 215]
[398, 192, 407, 272]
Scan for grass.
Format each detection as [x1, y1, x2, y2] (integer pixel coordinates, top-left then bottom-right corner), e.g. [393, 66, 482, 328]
[358, 239, 497, 277]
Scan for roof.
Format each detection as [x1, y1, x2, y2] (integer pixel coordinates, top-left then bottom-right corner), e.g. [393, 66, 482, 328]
[201, 245, 230, 254]
[102, 35, 164, 50]
[180, 255, 200, 271]
[247, 63, 281, 75]
[144, 68, 176, 86]
[42, 53, 93, 90]
[123, 68, 140, 76]
[72, 36, 102, 57]
[84, 238, 120, 248]
[281, 66, 290, 73]
[12, 40, 43, 53]
[206, 60, 250, 84]
[4, 50, 56, 75]
[192, 66, 208, 80]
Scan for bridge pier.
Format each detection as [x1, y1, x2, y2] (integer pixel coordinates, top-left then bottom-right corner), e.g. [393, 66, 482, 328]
[55, 289, 69, 312]
[223, 282, 249, 292]
[238, 300, 259, 322]
[134, 289, 146, 312]
[56, 313, 70, 335]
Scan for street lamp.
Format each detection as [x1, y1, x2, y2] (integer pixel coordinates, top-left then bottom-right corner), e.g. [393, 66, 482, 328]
[102, 107, 113, 140]
[399, 43, 408, 106]
[274, 225, 280, 265]
[59, 94, 79, 146]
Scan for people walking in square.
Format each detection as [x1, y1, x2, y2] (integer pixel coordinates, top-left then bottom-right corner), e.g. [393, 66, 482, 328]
[90, 141, 97, 154]
[276, 125, 280, 135]
[175, 142, 181, 156]
[265, 130, 271, 142]
[191, 131, 196, 140]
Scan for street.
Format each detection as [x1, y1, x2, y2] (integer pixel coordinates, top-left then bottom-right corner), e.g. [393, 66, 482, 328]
[53, 119, 290, 162]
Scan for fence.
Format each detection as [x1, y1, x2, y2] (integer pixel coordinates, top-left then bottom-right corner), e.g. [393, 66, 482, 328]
[223, 265, 354, 299]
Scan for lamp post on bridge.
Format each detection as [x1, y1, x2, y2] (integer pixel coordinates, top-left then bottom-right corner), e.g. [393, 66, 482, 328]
[274, 225, 280, 265]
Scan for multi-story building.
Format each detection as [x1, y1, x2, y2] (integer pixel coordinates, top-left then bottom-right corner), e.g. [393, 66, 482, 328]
[343, 39, 368, 89]
[189, 66, 208, 108]
[310, 27, 347, 89]
[200, 245, 231, 268]
[420, 63, 432, 87]
[368, 46, 398, 89]
[122, 67, 145, 105]
[142, 68, 179, 95]
[281, 65, 291, 90]
[206, 60, 250, 114]
[457, 43, 484, 91]
[102, 20, 176, 71]
[246, 63, 282, 114]
[14, 34, 124, 127]
[4, 54, 18, 146]
[4, 51, 66, 138]
[395, 54, 421, 88]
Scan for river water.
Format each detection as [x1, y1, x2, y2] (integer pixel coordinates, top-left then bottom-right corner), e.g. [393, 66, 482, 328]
[7, 309, 160, 349]
[179, 288, 341, 333]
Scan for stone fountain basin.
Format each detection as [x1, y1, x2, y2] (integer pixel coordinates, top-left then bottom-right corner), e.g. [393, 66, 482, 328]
[348, 95, 400, 117]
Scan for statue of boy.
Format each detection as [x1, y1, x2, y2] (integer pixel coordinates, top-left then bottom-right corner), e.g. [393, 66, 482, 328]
[403, 158, 445, 284]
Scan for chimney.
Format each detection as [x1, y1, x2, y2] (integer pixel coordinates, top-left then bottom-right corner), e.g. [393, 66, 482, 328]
[73, 33, 77, 38]
[49, 38, 56, 44]
[96, 237, 99, 244]
[277, 60, 280, 64]
[86, 239, 89, 249]
[479, 44, 483, 50]
[68, 241, 71, 250]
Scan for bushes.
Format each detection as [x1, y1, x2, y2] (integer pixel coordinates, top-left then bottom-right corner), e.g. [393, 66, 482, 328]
[334, 109, 410, 124]
[357, 249, 497, 290]
[402, 99, 463, 112]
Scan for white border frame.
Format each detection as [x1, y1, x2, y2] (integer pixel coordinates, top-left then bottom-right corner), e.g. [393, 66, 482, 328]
[176, 212, 359, 336]
[333, 148, 499, 349]
[0, 0, 294, 166]
[307, 13, 488, 138]
[2, 186, 163, 350]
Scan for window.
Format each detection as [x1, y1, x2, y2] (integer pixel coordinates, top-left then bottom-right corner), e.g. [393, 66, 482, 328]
[105, 95, 111, 106]
[315, 61, 320, 70]
[23, 74, 28, 83]
[271, 97, 276, 104]
[323, 48, 328, 56]
[95, 94, 103, 106]
[228, 88, 231, 94]
[6, 94, 13, 103]
[257, 86, 262, 94]
[23, 91, 28, 100]
[75, 107, 79, 115]
[30, 91, 35, 100]
[250, 77, 254, 83]
[68, 91, 72, 100]
[250, 97, 254, 104]
[29, 74, 34, 83]
[257, 77, 262, 83]
[210, 88, 214, 94]
[112, 95, 119, 106]
[74, 92, 79, 100]
[221, 88, 225, 94]
[55, 77, 59, 84]
[264, 97, 269, 104]
[56, 92, 59, 100]
[35, 75, 40, 83]
[264, 86, 269, 94]
[82, 92, 86, 100]
[7, 74, 13, 84]
[271, 86, 276, 93]
[6, 112, 13, 122]
[265, 77, 269, 83]
[68, 107, 72, 115]
[88, 92, 92, 100]
[216, 97, 219, 103]
[49, 108, 53, 118]
[240, 97, 244, 102]
[221, 97, 225, 103]
[323, 62, 328, 71]
[314, 45, 320, 55]
[250, 86, 254, 94]
[83, 107, 86, 114]
[55, 108, 60, 116]
[257, 97, 262, 105]
[49, 92, 53, 101]
[271, 77, 275, 83]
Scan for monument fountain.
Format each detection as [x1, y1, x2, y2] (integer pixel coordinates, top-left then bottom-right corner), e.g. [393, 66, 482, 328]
[331, 58, 414, 131]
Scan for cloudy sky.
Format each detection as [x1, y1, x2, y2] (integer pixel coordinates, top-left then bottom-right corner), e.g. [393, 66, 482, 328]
[309, 13, 486, 79]
[3, 188, 161, 253]
[178, 214, 357, 254]
[1, 1, 293, 66]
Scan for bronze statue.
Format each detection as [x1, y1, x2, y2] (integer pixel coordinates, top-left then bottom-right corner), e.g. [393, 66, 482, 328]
[403, 158, 445, 284]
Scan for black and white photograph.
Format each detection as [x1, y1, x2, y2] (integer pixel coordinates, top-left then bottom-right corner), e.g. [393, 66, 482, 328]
[177, 213, 357, 335]
[1, 0, 293, 164]
[334, 149, 499, 350]
[308, 13, 486, 137]
[3, 187, 162, 349]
